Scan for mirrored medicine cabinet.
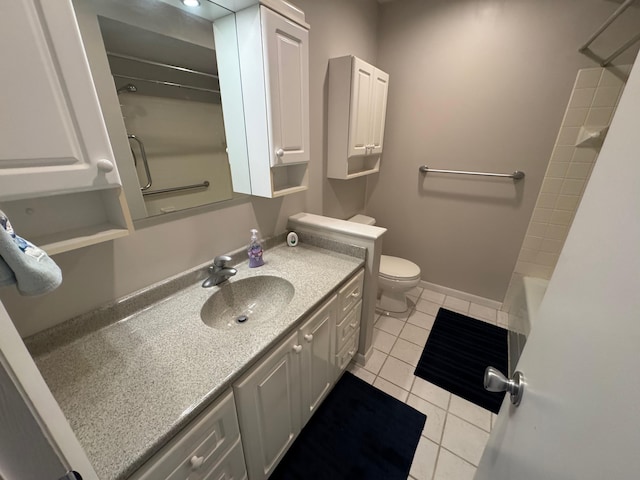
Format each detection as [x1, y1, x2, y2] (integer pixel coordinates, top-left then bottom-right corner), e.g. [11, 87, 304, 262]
[73, 0, 253, 221]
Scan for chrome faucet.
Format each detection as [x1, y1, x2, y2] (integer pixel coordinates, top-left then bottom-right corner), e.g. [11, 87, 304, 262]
[202, 255, 237, 288]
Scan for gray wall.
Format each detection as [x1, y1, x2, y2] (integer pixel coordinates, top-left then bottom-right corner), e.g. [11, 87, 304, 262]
[294, 0, 379, 219]
[1, 0, 380, 337]
[367, 0, 640, 301]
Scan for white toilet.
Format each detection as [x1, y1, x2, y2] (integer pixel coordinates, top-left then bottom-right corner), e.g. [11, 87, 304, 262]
[349, 215, 421, 313]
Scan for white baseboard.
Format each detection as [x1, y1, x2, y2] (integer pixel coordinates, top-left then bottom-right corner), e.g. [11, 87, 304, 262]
[354, 344, 373, 367]
[419, 280, 503, 310]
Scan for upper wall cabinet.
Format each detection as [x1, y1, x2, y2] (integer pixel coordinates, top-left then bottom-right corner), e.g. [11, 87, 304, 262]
[0, 0, 132, 254]
[225, 4, 310, 197]
[328, 56, 389, 179]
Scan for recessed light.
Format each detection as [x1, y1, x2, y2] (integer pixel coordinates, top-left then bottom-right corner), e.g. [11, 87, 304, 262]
[181, 0, 200, 7]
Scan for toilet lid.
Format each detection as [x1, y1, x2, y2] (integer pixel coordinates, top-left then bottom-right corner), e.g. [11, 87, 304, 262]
[379, 255, 421, 280]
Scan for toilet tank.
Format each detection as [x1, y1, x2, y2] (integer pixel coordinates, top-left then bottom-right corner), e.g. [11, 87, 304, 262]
[348, 214, 376, 225]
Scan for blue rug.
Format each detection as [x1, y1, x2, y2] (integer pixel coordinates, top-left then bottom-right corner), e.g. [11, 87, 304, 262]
[415, 308, 508, 414]
[270, 371, 426, 480]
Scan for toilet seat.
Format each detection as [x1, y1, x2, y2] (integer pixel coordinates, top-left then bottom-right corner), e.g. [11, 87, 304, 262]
[379, 255, 421, 281]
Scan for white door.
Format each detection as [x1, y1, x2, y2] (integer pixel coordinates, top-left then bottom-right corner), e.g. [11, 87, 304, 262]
[0, 302, 98, 480]
[476, 57, 640, 480]
[0, 0, 122, 201]
[368, 68, 389, 155]
[348, 57, 375, 157]
[261, 6, 310, 167]
[300, 297, 336, 425]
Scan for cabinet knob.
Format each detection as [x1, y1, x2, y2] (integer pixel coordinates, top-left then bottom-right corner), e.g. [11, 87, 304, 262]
[304, 334, 313, 343]
[349, 322, 358, 329]
[275, 148, 284, 158]
[96, 159, 115, 172]
[190, 455, 204, 470]
[293, 344, 303, 354]
[350, 291, 360, 299]
[348, 350, 355, 357]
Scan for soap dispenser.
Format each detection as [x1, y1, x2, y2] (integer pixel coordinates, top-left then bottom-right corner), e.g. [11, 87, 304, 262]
[248, 228, 264, 268]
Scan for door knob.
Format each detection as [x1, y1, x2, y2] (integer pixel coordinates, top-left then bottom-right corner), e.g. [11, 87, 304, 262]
[484, 367, 524, 406]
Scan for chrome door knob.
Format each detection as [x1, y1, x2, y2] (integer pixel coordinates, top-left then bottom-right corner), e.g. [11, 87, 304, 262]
[484, 366, 525, 406]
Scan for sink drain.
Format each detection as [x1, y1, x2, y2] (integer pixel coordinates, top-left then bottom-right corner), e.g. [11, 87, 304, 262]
[236, 315, 249, 324]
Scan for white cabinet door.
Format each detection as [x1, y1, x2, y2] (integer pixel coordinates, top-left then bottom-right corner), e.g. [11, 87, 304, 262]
[0, 0, 121, 201]
[299, 296, 336, 425]
[369, 69, 389, 155]
[261, 6, 310, 167]
[233, 329, 302, 480]
[348, 57, 375, 158]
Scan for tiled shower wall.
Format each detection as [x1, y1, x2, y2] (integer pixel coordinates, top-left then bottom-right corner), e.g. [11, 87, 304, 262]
[512, 65, 631, 280]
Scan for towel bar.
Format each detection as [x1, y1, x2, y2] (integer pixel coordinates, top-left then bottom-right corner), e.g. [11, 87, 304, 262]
[142, 181, 210, 196]
[419, 165, 525, 180]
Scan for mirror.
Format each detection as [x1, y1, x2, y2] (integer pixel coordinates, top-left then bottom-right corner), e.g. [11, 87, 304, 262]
[73, 0, 250, 220]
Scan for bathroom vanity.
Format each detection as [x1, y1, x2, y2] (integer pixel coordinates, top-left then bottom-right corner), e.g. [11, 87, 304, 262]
[25, 241, 364, 480]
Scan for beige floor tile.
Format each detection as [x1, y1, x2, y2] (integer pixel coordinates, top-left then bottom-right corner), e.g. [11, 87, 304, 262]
[407, 394, 447, 444]
[376, 315, 406, 336]
[362, 348, 387, 375]
[347, 363, 376, 384]
[407, 310, 436, 330]
[443, 296, 470, 314]
[421, 289, 446, 304]
[433, 448, 476, 480]
[497, 310, 509, 328]
[373, 376, 409, 402]
[378, 356, 415, 391]
[411, 377, 451, 409]
[372, 327, 397, 353]
[400, 323, 430, 347]
[448, 395, 492, 432]
[390, 338, 424, 366]
[469, 303, 498, 324]
[409, 436, 439, 480]
[415, 298, 441, 316]
[441, 414, 490, 466]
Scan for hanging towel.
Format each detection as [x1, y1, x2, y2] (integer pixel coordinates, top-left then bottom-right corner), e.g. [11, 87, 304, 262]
[0, 210, 62, 296]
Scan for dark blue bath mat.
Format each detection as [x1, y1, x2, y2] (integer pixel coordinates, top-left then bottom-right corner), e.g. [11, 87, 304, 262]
[269, 371, 426, 480]
[415, 308, 508, 414]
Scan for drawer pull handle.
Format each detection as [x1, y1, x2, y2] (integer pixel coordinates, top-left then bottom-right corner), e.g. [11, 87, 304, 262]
[190, 455, 204, 470]
[304, 334, 313, 343]
[350, 291, 360, 298]
[293, 344, 303, 354]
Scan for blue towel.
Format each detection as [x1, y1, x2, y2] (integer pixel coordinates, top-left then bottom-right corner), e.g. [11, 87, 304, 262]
[0, 210, 62, 296]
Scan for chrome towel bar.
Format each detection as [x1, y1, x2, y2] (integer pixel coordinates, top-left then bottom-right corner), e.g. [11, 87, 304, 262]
[419, 165, 525, 180]
[142, 181, 210, 196]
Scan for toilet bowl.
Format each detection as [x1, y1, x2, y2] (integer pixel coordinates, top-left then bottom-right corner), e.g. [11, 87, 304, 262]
[349, 215, 421, 313]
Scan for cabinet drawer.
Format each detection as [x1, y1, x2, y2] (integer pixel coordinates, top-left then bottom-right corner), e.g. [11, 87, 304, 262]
[131, 390, 241, 480]
[336, 329, 360, 372]
[201, 438, 247, 480]
[335, 300, 361, 352]
[337, 270, 364, 318]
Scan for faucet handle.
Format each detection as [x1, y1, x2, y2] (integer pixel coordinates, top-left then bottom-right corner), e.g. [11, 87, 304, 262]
[213, 255, 232, 267]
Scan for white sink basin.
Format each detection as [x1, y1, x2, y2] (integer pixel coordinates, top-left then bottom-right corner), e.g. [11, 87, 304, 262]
[200, 275, 295, 330]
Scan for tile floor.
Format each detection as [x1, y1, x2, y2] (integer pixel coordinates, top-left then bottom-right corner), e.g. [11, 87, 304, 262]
[348, 285, 509, 480]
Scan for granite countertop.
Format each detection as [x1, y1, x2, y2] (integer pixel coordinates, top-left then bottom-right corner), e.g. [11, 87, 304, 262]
[26, 242, 364, 480]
